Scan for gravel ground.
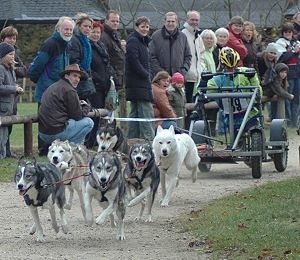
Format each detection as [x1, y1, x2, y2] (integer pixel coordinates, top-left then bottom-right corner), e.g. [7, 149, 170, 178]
[0, 135, 299, 260]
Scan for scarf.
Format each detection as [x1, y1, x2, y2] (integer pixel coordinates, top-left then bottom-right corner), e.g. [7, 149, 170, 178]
[161, 26, 180, 47]
[78, 33, 92, 72]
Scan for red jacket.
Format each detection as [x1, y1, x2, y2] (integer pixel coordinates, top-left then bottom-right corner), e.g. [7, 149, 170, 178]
[225, 25, 248, 67]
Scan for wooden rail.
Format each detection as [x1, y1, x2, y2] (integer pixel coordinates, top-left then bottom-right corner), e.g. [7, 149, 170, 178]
[0, 109, 109, 157]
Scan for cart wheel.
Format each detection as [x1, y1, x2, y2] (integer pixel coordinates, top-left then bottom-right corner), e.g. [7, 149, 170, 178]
[250, 131, 262, 179]
[273, 128, 288, 172]
[198, 162, 212, 172]
[192, 121, 212, 172]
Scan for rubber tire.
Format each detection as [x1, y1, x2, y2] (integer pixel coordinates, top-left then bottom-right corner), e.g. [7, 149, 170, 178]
[251, 131, 262, 179]
[273, 128, 288, 172]
[198, 162, 212, 172]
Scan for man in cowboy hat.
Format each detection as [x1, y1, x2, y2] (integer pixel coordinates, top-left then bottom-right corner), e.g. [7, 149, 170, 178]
[38, 64, 94, 145]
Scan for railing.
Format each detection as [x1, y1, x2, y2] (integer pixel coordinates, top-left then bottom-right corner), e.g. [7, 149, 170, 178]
[0, 109, 109, 157]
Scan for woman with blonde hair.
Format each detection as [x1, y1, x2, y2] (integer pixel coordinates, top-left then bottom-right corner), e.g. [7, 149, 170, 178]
[200, 29, 217, 73]
[70, 13, 93, 81]
[242, 21, 258, 71]
[0, 42, 23, 158]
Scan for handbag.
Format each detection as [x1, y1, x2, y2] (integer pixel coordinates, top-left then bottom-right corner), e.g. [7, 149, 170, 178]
[105, 77, 118, 111]
[76, 73, 96, 99]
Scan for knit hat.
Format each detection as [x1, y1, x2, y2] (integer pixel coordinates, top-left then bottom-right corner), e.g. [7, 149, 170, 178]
[275, 63, 289, 73]
[0, 42, 15, 58]
[229, 16, 244, 26]
[171, 72, 184, 85]
[265, 43, 279, 53]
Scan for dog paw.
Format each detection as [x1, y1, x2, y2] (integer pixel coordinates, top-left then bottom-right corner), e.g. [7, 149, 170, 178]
[145, 216, 153, 222]
[61, 225, 68, 234]
[95, 216, 106, 225]
[160, 201, 169, 207]
[29, 226, 36, 235]
[64, 204, 72, 210]
[58, 162, 69, 170]
[53, 225, 59, 233]
[36, 233, 45, 243]
[117, 234, 126, 240]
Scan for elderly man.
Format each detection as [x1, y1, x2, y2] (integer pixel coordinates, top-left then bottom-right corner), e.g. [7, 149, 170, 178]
[181, 10, 206, 129]
[38, 64, 94, 145]
[29, 16, 74, 155]
[100, 10, 127, 133]
[149, 11, 191, 79]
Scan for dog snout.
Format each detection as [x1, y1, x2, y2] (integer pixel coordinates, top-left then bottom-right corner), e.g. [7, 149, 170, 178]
[17, 184, 23, 190]
[136, 156, 142, 162]
[162, 149, 168, 156]
[100, 177, 107, 183]
[101, 146, 106, 151]
[52, 156, 59, 164]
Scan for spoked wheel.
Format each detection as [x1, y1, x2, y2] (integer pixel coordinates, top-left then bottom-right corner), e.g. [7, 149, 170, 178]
[273, 128, 288, 172]
[191, 120, 212, 172]
[250, 131, 262, 179]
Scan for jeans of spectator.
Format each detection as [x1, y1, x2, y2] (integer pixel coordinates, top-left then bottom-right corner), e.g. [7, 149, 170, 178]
[265, 102, 271, 120]
[184, 82, 195, 130]
[286, 78, 300, 128]
[0, 126, 9, 159]
[39, 118, 94, 145]
[127, 100, 155, 140]
[5, 125, 12, 157]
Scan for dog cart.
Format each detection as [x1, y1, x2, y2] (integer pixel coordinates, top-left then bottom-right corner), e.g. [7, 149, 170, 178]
[186, 72, 289, 179]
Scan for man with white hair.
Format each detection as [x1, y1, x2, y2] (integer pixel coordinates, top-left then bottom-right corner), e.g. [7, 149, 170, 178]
[29, 16, 74, 155]
[181, 10, 206, 129]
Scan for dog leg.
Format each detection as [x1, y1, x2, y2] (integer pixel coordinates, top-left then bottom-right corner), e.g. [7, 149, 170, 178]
[128, 187, 150, 207]
[84, 189, 94, 227]
[29, 207, 45, 242]
[134, 199, 145, 221]
[191, 166, 197, 183]
[161, 175, 178, 207]
[65, 185, 74, 210]
[145, 193, 154, 222]
[96, 202, 117, 225]
[58, 207, 68, 234]
[160, 169, 167, 202]
[49, 205, 59, 233]
[75, 186, 86, 220]
[116, 205, 126, 240]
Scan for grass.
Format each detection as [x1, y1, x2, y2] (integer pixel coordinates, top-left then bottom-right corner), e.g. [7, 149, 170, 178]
[179, 178, 300, 259]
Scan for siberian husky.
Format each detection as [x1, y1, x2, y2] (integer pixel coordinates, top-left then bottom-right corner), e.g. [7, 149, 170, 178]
[152, 125, 200, 206]
[124, 142, 160, 222]
[47, 139, 90, 220]
[85, 151, 127, 240]
[14, 157, 68, 242]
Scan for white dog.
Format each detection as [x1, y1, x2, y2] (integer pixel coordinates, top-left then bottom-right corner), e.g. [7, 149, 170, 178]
[152, 125, 200, 206]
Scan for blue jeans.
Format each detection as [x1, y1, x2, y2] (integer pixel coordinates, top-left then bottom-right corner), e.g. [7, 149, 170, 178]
[286, 78, 300, 128]
[127, 101, 155, 140]
[39, 118, 94, 145]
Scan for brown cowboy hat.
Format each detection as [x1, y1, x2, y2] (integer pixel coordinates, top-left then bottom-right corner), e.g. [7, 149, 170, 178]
[59, 64, 87, 79]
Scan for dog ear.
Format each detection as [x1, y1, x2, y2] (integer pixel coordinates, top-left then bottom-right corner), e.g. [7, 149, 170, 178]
[18, 156, 25, 165]
[157, 125, 163, 133]
[32, 157, 37, 166]
[89, 154, 96, 173]
[169, 125, 175, 134]
[111, 119, 117, 129]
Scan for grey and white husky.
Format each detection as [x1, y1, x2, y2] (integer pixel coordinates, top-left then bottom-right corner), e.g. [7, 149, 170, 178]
[14, 157, 68, 242]
[47, 139, 90, 220]
[124, 142, 160, 222]
[85, 151, 128, 240]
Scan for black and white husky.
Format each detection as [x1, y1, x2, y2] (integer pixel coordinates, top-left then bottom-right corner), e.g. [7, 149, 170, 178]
[14, 157, 68, 242]
[85, 151, 128, 240]
[124, 142, 160, 222]
[96, 119, 130, 155]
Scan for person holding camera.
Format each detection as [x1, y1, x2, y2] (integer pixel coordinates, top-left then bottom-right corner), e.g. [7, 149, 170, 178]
[276, 22, 300, 128]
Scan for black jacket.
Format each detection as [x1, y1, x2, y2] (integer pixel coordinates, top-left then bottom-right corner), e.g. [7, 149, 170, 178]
[125, 30, 153, 102]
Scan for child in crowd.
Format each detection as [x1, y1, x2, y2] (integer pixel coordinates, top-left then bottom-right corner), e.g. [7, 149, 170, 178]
[167, 72, 186, 129]
[263, 63, 294, 119]
[0, 42, 23, 159]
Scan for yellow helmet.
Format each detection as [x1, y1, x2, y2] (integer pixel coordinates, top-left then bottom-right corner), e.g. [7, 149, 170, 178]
[220, 47, 240, 68]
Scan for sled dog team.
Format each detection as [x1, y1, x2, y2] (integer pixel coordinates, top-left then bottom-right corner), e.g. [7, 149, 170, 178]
[14, 120, 200, 242]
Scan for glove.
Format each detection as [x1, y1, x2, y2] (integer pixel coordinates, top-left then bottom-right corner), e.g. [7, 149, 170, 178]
[201, 72, 214, 81]
[244, 69, 256, 79]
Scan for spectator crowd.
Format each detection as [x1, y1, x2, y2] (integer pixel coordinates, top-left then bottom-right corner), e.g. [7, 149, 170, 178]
[1, 9, 300, 158]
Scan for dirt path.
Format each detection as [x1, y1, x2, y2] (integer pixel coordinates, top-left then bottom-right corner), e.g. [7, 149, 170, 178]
[0, 137, 299, 260]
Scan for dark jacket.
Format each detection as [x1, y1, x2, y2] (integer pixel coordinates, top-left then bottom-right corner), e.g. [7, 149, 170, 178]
[125, 30, 153, 102]
[14, 46, 27, 79]
[29, 30, 70, 102]
[149, 26, 191, 78]
[38, 78, 90, 135]
[89, 40, 112, 108]
[242, 38, 258, 71]
[100, 24, 125, 90]
[213, 44, 223, 71]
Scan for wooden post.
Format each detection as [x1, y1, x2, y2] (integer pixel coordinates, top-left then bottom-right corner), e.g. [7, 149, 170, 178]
[24, 121, 33, 157]
[276, 96, 285, 120]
